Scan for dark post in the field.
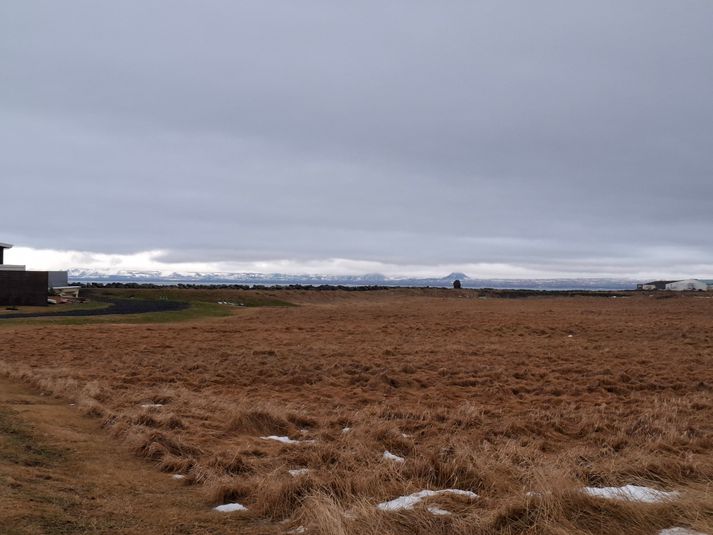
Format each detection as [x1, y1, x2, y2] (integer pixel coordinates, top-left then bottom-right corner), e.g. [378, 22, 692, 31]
[453, 279, 462, 289]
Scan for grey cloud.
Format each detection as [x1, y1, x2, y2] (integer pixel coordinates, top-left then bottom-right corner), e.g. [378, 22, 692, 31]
[1, 1, 713, 275]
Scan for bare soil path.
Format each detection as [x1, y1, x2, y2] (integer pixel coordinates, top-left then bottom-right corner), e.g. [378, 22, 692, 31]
[0, 376, 267, 535]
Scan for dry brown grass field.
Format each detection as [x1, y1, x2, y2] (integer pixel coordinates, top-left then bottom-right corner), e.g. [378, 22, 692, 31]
[1, 289, 713, 534]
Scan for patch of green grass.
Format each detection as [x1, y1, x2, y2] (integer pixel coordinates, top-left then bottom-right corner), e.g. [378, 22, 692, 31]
[0, 286, 296, 326]
[81, 287, 296, 307]
[0, 300, 109, 316]
[91, 300, 234, 324]
[0, 301, 232, 326]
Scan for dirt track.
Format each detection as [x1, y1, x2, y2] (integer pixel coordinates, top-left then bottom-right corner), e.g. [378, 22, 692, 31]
[1, 290, 712, 534]
[0, 376, 260, 534]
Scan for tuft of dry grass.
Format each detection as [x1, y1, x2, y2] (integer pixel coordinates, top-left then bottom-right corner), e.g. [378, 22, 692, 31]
[295, 493, 346, 535]
[226, 406, 293, 436]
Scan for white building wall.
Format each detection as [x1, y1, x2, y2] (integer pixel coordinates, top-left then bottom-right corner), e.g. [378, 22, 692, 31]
[665, 279, 708, 291]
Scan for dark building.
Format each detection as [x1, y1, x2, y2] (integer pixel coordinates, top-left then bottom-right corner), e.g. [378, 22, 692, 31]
[0, 242, 50, 306]
[0, 270, 49, 306]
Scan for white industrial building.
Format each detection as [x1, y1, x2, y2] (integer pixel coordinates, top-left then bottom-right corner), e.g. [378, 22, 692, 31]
[665, 279, 709, 291]
[639, 278, 713, 291]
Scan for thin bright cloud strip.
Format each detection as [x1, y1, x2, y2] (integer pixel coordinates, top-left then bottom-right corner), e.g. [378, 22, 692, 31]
[6, 246, 713, 281]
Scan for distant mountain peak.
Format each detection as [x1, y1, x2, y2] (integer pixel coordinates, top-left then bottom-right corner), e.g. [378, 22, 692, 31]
[445, 272, 469, 280]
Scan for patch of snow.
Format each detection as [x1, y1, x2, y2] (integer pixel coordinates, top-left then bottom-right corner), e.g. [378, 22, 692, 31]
[401, 433, 412, 438]
[567, 334, 573, 338]
[658, 529, 708, 535]
[427, 506, 451, 516]
[383, 451, 405, 463]
[141, 403, 163, 408]
[287, 527, 306, 534]
[342, 427, 351, 433]
[214, 502, 247, 512]
[261, 435, 300, 444]
[581, 485, 679, 503]
[377, 489, 478, 511]
[288, 468, 310, 477]
[171, 474, 185, 480]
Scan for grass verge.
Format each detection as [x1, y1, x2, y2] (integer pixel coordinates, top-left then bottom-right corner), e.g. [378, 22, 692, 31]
[0, 288, 295, 326]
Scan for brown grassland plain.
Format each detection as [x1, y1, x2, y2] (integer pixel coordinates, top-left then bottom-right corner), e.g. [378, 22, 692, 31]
[1, 289, 713, 534]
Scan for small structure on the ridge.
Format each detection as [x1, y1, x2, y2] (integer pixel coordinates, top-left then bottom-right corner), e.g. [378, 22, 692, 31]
[637, 280, 675, 291]
[453, 279, 462, 289]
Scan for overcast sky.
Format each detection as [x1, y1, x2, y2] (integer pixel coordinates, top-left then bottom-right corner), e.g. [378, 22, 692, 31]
[2, 1, 712, 278]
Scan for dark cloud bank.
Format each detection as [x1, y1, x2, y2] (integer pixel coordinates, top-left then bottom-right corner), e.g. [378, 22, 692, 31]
[2, 1, 712, 278]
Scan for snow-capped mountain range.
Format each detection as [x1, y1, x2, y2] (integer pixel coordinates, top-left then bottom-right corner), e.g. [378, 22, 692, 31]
[68, 269, 637, 290]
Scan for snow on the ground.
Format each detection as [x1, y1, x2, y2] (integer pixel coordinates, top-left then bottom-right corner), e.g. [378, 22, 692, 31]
[261, 435, 300, 444]
[376, 489, 478, 511]
[260, 435, 316, 445]
[427, 506, 451, 516]
[342, 427, 351, 433]
[383, 450, 405, 463]
[287, 527, 306, 534]
[288, 468, 310, 477]
[214, 503, 247, 512]
[581, 485, 679, 503]
[658, 528, 708, 535]
[171, 474, 185, 480]
[140, 403, 163, 408]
